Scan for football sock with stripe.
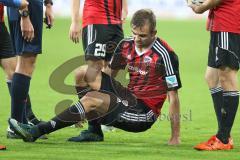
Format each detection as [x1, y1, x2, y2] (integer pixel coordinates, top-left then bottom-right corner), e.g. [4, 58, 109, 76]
[75, 86, 103, 136]
[217, 91, 239, 144]
[37, 101, 85, 136]
[75, 86, 91, 99]
[11, 73, 30, 124]
[210, 87, 223, 131]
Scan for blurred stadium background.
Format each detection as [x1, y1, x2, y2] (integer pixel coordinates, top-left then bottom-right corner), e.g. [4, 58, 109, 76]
[53, 0, 207, 18]
[0, 0, 240, 160]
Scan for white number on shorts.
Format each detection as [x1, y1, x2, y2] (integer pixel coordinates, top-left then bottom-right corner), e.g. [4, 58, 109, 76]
[94, 43, 106, 57]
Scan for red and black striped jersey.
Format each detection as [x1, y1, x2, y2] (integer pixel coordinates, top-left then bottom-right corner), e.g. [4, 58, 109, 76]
[207, 0, 240, 33]
[0, 4, 4, 22]
[110, 37, 182, 115]
[82, 0, 122, 28]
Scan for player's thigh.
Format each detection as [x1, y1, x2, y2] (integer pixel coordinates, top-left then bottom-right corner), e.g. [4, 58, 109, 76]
[205, 66, 219, 87]
[0, 57, 16, 72]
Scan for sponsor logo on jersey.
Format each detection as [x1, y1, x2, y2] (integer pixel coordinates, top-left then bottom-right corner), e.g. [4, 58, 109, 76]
[144, 56, 152, 63]
[128, 65, 148, 75]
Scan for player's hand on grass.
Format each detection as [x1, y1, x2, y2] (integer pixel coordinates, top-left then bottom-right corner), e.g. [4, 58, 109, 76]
[20, 17, 34, 42]
[45, 5, 54, 29]
[168, 136, 181, 146]
[69, 22, 81, 44]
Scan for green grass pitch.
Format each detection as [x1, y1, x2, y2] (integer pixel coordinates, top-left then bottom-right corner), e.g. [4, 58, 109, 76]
[0, 19, 240, 160]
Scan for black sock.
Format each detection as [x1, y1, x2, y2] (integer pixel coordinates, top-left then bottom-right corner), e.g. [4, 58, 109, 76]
[75, 86, 91, 99]
[7, 80, 28, 124]
[22, 105, 28, 124]
[210, 87, 223, 131]
[25, 95, 40, 124]
[88, 120, 103, 136]
[217, 91, 239, 144]
[37, 101, 85, 136]
[6, 80, 12, 95]
[11, 73, 31, 123]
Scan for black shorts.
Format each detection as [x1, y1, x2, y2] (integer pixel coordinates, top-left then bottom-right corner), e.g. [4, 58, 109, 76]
[208, 31, 240, 70]
[7, 0, 43, 55]
[92, 72, 157, 133]
[0, 22, 15, 59]
[82, 24, 124, 61]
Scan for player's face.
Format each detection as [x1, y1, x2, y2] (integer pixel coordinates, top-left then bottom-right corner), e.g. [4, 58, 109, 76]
[131, 24, 156, 50]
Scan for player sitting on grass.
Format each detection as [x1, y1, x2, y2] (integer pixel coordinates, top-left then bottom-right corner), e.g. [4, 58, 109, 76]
[8, 9, 182, 144]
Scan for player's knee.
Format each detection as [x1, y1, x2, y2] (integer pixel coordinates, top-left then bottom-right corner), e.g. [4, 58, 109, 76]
[81, 91, 104, 112]
[5, 70, 14, 80]
[204, 72, 219, 87]
[16, 64, 35, 76]
[16, 57, 37, 76]
[87, 60, 104, 72]
[219, 69, 238, 89]
[74, 66, 87, 84]
[2, 66, 15, 80]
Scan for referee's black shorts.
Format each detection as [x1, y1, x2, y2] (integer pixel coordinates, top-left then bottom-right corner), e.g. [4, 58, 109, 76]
[0, 22, 15, 59]
[208, 31, 240, 70]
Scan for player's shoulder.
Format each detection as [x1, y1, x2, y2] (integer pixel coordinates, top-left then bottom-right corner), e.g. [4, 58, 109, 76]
[152, 37, 179, 62]
[153, 37, 174, 52]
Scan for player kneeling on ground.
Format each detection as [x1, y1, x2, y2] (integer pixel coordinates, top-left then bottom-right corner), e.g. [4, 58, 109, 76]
[9, 9, 182, 143]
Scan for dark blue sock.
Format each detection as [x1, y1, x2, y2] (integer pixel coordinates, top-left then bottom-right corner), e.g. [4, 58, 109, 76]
[11, 73, 31, 123]
[6, 80, 12, 95]
[7, 80, 30, 124]
[22, 105, 28, 124]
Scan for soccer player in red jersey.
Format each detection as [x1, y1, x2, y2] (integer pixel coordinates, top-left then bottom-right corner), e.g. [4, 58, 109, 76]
[8, 9, 182, 144]
[69, 0, 128, 142]
[190, 0, 240, 151]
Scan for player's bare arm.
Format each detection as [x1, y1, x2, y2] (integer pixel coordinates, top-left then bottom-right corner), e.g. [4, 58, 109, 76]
[69, 0, 81, 43]
[121, 0, 128, 22]
[190, 0, 222, 14]
[44, 0, 54, 29]
[168, 90, 180, 145]
[19, 6, 34, 42]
